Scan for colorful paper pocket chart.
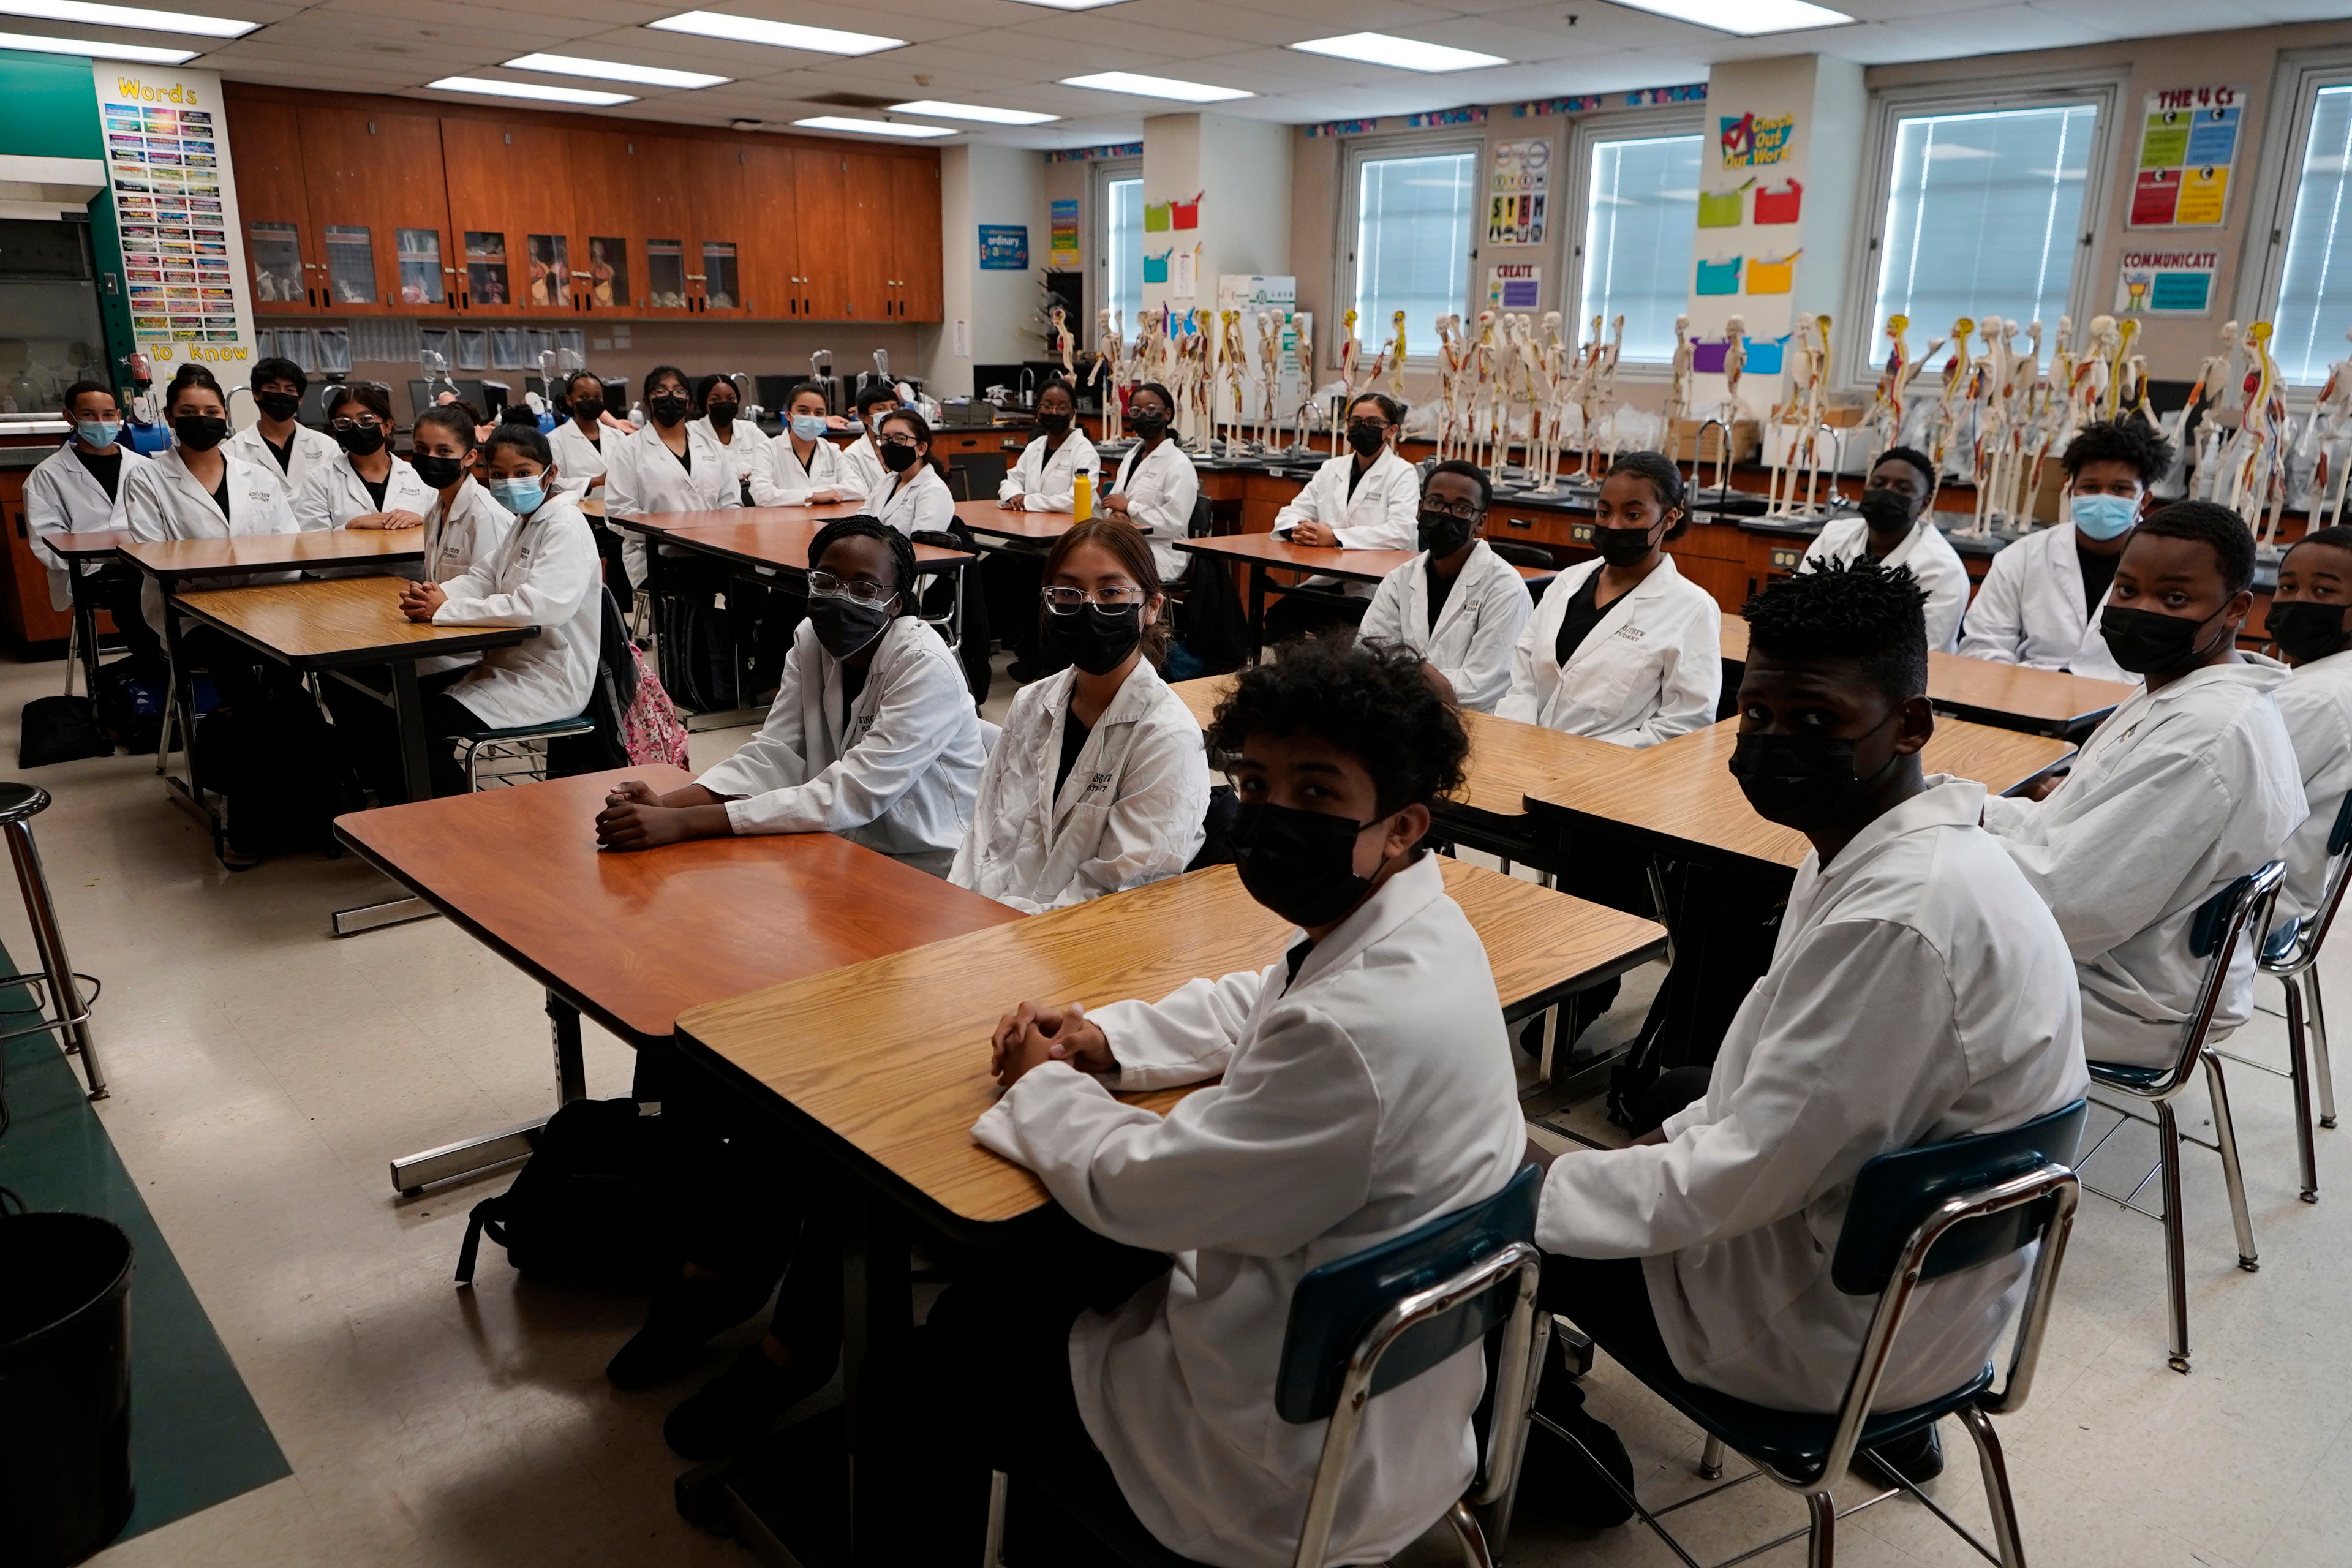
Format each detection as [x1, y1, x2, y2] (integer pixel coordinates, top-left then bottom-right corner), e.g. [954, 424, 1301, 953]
[1697, 179, 1752, 228]
[1747, 251, 1800, 294]
[1754, 179, 1803, 225]
[1696, 257, 1742, 295]
[1169, 191, 1202, 229]
[1142, 249, 1171, 284]
[1144, 202, 1172, 232]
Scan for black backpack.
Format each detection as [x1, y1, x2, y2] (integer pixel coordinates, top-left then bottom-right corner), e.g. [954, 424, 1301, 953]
[91, 661, 178, 755]
[454, 1098, 718, 1287]
[17, 696, 112, 768]
[653, 589, 737, 714]
[195, 692, 363, 859]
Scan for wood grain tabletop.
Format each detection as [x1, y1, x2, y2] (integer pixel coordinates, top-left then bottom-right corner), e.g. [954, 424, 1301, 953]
[123, 530, 424, 578]
[1717, 615, 2133, 729]
[170, 575, 535, 665]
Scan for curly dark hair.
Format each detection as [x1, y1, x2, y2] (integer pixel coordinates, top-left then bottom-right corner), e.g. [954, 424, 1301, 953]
[2060, 418, 2176, 486]
[1423, 458, 1491, 510]
[1209, 634, 1469, 816]
[1605, 451, 1691, 540]
[2290, 525, 2352, 562]
[1746, 558, 1929, 704]
[1873, 444, 1939, 494]
[2136, 500, 2255, 596]
[809, 514, 919, 617]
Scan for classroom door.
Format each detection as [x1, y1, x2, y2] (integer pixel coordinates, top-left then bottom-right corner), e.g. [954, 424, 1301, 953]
[296, 107, 452, 317]
[740, 143, 801, 321]
[793, 146, 851, 320]
[223, 97, 318, 315]
[888, 156, 942, 322]
[840, 151, 895, 322]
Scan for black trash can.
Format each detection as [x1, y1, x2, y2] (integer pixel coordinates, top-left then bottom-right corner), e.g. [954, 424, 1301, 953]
[0, 1212, 135, 1567]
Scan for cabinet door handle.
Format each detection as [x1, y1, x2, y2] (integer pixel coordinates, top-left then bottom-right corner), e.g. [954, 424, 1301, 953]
[1505, 516, 1532, 530]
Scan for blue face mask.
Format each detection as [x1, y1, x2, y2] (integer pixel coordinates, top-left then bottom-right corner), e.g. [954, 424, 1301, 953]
[75, 419, 119, 449]
[489, 477, 546, 516]
[2070, 491, 2138, 541]
[791, 414, 829, 442]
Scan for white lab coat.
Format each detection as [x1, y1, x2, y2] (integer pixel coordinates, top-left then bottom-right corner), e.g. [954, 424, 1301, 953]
[840, 431, 889, 499]
[24, 440, 151, 610]
[1272, 448, 1422, 598]
[290, 450, 433, 532]
[750, 432, 856, 506]
[2270, 647, 2352, 925]
[1803, 514, 1970, 653]
[546, 418, 609, 502]
[1540, 778, 2089, 1412]
[1981, 657, 2306, 1068]
[972, 851, 1524, 1568]
[696, 612, 984, 875]
[866, 462, 956, 538]
[699, 418, 765, 503]
[114, 445, 301, 633]
[431, 492, 603, 731]
[408, 477, 517, 677]
[226, 419, 337, 495]
[1496, 556, 1720, 746]
[998, 429, 1101, 513]
[1957, 522, 2136, 683]
[1110, 439, 1201, 582]
[603, 421, 740, 589]
[948, 660, 1208, 912]
[1357, 542, 1534, 714]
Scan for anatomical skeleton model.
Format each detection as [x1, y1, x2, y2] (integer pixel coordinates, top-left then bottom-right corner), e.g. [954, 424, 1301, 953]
[2231, 322, 2292, 548]
[1386, 311, 1408, 403]
[2296, 331, 2352, 530]
[1763, 314, 1834, 518]
[1254, 311, 1282, 451]
[1587, 314, 1629, 475]
[1333, 309, 1363, 457]
[1090, 307, 1126, 443]
[1924, 318, 1978, 493]
[1433, 314, 1466, 461]
[1050, 306, 1077, 384]
[2172, 320, 2242, 503]
[1218, 308, 1249, 453]
[1664, 314, 1695, 436]
[1528, 312, 1572, 495]
[1290, 312, 1315, 453]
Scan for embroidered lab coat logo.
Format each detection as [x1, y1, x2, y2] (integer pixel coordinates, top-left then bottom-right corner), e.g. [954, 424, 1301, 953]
[1083, 770, 1114, 796]
[1613, 625, 1646, 641]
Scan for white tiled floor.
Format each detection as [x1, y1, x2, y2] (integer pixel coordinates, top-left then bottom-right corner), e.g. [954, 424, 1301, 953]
[4, 649, 2344, 1567]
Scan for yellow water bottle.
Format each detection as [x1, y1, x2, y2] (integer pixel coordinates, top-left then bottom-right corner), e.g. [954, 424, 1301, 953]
[1072, 470, 1094, 522]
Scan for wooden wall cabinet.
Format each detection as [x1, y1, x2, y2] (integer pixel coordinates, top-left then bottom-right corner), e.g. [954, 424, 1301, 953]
[224, 97, 320, 315]
[300, 108, 454, 316]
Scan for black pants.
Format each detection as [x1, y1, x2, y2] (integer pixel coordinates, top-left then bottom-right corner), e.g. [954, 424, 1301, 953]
[177, 624, 303, 716]
[320, 665, 477, 803]
[1537, 1252, 1668, 1365]
[92, 565, 165, 673]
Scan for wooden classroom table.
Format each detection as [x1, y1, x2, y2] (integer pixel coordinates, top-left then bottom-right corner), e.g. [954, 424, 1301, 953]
[50, 529, 134, 696]
[1523, 714, 2075, 875]
[603, 500, 865, 543]
[1717, 615, 2133, 738]
[673, 856, 1663, 1562]
[333, 764, 1021, 1193]
[1176, 532, 1555, 661]
[951, 496, 1076, 546]
[170, 575, 535, 805]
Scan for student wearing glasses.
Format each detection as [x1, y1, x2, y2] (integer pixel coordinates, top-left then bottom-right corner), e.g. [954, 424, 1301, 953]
[291, 382, 431, 538]
[864, 407, 956, 538]
[951, 518, 1208, 911]
[1357, 459, 1532, 712]
[593, 514, 984, 876]
[1265, 391, 1420, 639]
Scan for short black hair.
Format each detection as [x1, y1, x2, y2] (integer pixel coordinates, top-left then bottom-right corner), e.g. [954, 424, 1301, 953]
[325, 380, 393, 426]
[2060, 418, 2176, 486]
[785, 380, 830, 411]
[1423, 458, 1490, 511]
[1348, 391, 1404, 426]
[1872, 445, 1937, 494]
[412, 401, 481, 451]
[1745, 558, 1929, 706]
[251, 356, 306, 394]
[1605, 451, 1691, 540]
[483, 423, 552, 467]
[561, 369, 603, 401]
[809, 514, 919, 617]
[63, 379, 114, 410]
[2289, 524, 2352, 563]
[856, 382, 901, 415]
[2136, 500, 2256, 596]
[696, 373, 740, 411]
[1037, 376, 1078, 408]
[643, 364, 690, 401]
[1131, 380, 1176, 417]
[1209, 633, 1469, 817]
[164, 363, 222, 410]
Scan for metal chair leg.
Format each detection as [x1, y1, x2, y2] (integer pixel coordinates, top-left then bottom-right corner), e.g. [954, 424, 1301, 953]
[2201, 1052, 2260, 1270]
[2, 819, 104, 1099]
[2284, 974, 2321, 1202]
[2158, 1099, 2191, 1373]
[1806, 1489, 1836, 1568]
[2306, 970, 2337, 1129]
[1443, 1500, 1496, 1568]
[981, 1470, 1008, 1567]
[154, 652, 179, 775]
[1698, 1434, 1726, 1481]
[1956, 1406, 2027, 1568]
[62, 616, 78, 699]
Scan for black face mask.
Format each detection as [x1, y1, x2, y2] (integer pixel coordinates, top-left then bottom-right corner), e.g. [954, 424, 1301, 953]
[412, 453, 466, 489]
[1417, 509, 1475, 558]
[2100, 603, 2226, 676]
[706, 401, 737, 428]
[1594, 523, 1659, 568]
[568, 397, 605, 422]
[1728, 718, 1900, 831]
[1346, 421, 1387, 459]
[1129, 409, 1167, 441]
[649, 393, 692, 425]
[1231, 801, 1379, 929]
[2267, 601, 2352, 665]
[1858, 488, 1913, 534]
[173, 414, 228, 451]
[1043, 603, 1144, 676]
[878, 442, 919, 474]
[1036, 409, 1072, 435]
[807, 592, 894, 659]
[255, 391, 301, 422]
[334, 424, 386, 457]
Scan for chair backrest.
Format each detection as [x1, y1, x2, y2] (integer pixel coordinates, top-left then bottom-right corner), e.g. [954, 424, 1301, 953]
[1275, 1164, 1539, 1425]
[2278, 790, 2352, 971]
[1187, 492, 1214, 539]
[1483, 538, 1553, 571]
[2147, 860, 2286, 1084]
[1832, 1101, 2088, 1297]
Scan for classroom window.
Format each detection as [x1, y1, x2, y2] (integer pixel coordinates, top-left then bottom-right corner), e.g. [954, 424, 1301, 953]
[2272, 83, 2352, 385]
[1578, 132, 1701, 364]
[1104, 174, 1142, 333]
[1346, 144, 1477, 361]
[1864, 102, 2101, 368]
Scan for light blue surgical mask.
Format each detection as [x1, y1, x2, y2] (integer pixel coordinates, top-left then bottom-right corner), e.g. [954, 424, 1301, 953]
[790, 414, 829, 442]
[489, 477, 546, 516]
[2070, 491, 2139, 541]
[74, 419, 119, 449]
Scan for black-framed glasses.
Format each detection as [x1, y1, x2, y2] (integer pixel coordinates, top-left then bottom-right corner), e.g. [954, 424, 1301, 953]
[330, 415, 383, 431]
[809, 570, 896, 606]
[877, 433, 922, 449]
[1041, 585, 1145, 614]
[1348, 418, 1392, 433]
[1420, 499, 1485, 522]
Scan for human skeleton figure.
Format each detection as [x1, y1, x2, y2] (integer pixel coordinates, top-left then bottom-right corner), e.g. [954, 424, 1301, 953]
[1090, 306, 1126, 443]
[1923, 317, 1977, 491]
[1765, 314, 1836, 518]
[1253, 311, 1282, 450]
[1218, 308, 1249, 452]
[1333, 309, 1363, 457]
[1529, 311, 1572, 494]
[1289, 312, 1315, 453]
[1050, 305, 1077, 385]
[1433, 314, 1466, 461]
[2298, 330, 2352, 529]
[1664, 313, 1695, 437]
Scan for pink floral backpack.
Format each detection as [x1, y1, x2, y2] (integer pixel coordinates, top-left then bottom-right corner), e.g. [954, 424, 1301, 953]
[617, 641, 689, 769]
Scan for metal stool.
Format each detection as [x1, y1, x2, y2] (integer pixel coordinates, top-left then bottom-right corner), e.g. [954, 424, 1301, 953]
[0, 783, 105, 1099]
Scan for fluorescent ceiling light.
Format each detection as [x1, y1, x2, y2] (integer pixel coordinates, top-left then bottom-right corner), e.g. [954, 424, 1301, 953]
[1602, 0, 1853, 35]
[0, 26, 189, 58]
[0, 1, 252, 37]
[427, 75, 635, 106]
[1060, 70, 1250, 103]
[1290, 32, 1506, 72]
[505, 53, 726, 89]
[649, 12, 900, 55]
[794, 115, 954, 139]
[889, 99, 1058, 126]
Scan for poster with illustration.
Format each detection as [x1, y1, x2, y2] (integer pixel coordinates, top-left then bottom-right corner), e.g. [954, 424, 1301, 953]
[1487, 138, 1550, 245]
[92, 63, 256, 363]
[2129, 85, 2247, 228]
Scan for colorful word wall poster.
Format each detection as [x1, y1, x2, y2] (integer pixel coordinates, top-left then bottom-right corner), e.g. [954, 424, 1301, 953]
[1488, 263, 1541, 310]
[1719, 111, 1795, 170]
[92, 62, 257, 369]
[978, 225, 1028, 271]
[2116, 249, 2219, 316]
[1049, 199, 1080, 266]
[1487, 138, 1550, 245]
[2129, 85, 2247, 228]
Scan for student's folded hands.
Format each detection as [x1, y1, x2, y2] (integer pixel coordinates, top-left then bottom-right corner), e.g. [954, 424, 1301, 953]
[990, 1000, 1117, 1089]
[398, 581, 446, 622]
[595, 780, 688, 851]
